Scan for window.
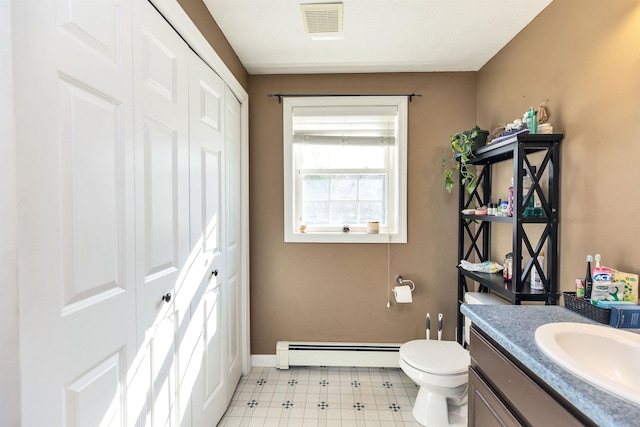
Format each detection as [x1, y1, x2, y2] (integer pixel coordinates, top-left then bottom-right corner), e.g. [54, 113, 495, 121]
[283, 96, 407, 243]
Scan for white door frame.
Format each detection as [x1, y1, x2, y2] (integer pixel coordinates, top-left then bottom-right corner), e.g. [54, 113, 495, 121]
[149, 0, 251, 375]
[1, 1, 21, 425]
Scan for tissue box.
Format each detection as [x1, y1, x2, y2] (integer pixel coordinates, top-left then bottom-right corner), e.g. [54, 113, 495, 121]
[609, 305, 640, 328]
[614, 270, 639, 303]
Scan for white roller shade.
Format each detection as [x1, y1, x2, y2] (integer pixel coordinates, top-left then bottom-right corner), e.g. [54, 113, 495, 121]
[292, 105, 398, 146]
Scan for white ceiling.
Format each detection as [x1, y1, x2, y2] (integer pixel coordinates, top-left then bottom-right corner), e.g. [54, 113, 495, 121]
[202, 0, 553, 75]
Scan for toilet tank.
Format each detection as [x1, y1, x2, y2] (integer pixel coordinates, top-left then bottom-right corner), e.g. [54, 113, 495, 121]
[463, 292, 508, 346]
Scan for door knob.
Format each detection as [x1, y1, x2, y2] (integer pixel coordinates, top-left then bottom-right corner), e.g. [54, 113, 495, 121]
[212, 269, 218, 277]
[162, 293, 172, 303]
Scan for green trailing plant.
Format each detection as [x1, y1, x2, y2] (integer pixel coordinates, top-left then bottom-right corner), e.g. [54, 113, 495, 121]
[442, 126, 480, 194]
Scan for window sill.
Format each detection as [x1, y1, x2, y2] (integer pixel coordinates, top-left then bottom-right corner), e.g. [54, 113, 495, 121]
[284, 231, 406, 244]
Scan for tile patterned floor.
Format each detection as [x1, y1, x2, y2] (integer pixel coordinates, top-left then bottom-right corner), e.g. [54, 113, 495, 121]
[218, 366, 423, 426]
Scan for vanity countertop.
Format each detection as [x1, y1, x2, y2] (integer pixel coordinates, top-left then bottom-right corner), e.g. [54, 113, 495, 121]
[461, 304, 640, 427]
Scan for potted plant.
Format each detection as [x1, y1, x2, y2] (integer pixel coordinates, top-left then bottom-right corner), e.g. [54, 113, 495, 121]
[442, 126, 488, 194]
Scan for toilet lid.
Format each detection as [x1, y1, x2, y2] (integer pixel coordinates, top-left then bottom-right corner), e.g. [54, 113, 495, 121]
[400, 340, 470, 375]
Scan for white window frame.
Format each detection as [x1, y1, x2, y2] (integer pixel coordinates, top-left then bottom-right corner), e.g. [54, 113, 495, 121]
[283, 96, 408, 243]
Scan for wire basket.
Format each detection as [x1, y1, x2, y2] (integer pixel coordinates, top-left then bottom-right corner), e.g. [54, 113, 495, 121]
[562, 292, 611, 324]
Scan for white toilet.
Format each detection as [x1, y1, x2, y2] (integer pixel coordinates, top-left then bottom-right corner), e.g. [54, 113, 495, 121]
[399, 292, 508, 427]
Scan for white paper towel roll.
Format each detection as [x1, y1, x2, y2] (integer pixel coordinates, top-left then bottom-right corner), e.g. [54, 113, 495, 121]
[393, 285, 413, 303]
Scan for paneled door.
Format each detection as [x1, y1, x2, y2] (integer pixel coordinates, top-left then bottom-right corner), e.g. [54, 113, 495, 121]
[13, 1, 245, 425]
[224, 86, 244, 399]
[14, 1, 137, 425]
[131, 0, 191, 425]
[186, 49, 229, 426]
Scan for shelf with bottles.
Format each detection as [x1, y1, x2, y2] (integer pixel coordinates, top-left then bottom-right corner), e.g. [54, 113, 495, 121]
[455, 133, 563, 343]
[470, 133, 561, 163]
[460, 135, 562, 222]
[458, 268, 555, 304]
[460, 214, 552, 223]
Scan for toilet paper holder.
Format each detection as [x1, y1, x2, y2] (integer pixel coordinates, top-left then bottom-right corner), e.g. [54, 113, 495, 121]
[394, 275, 415, 291]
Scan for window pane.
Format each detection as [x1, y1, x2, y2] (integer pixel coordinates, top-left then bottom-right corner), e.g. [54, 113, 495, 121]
[301, 174, 387, 226]
[302, 175, 329, 200]
[359, 201, 385, 224]
[302, 201, 330, 224]
[331, 201, 358, 224]
[359, 175, 385, 200]
[331, 175, 357, 200]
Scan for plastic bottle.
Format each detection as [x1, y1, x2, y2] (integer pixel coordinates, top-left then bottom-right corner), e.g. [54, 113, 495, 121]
[591, 254, 616, 303]
[585, 255, 593, 299]
[522, 171, 532, 204]
[503, 253, 513, 281]
[576, 278, 585, 298]
[531, 250, 545, 290]
[526, 107, 537, 134]
[522, 170, 534, 216]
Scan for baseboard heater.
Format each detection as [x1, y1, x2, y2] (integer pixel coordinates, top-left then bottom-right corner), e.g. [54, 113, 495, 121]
[276, 341, 401, 369]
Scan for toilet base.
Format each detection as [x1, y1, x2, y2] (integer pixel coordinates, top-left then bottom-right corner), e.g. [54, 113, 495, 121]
[412, 384, 468, 427]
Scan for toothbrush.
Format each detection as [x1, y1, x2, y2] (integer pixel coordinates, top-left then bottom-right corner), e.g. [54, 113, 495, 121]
[426, 313, 430, 340]
[595, 253, 601, 268]
[438, 313, 443, 341]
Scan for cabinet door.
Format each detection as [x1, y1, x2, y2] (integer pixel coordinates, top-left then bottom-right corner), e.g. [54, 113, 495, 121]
[470, 327, 586, 427]
[469, 367, 522, 427]
[14, 1, 137, 425]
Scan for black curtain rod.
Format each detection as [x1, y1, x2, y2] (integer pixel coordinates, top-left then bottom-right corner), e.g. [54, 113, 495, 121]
[267, 93, 422, 103]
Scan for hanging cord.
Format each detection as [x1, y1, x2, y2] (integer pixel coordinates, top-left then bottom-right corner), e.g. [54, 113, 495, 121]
[385, 113, 393, 311]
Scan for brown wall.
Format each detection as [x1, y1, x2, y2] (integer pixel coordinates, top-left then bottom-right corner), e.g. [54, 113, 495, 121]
[186, 0, 640, 355]
[178, 0, 249, 90]
[248, 74, 477, 354]
[477, 0, 640, 293]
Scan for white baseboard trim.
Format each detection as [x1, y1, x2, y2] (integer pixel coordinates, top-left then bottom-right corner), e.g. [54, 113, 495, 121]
[251, 354, 276, 367]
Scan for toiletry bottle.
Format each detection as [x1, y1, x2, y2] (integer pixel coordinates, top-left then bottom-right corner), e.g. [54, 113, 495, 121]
[531, 250, 544, 290]
[576, 278, 585, 298]
[530, 166, 541, 209]
[591, 254, 615, 303]
[500, 199, 509, 215]
[503, 253, 513, 281]
[522, 170, 534, 216]
[526, 107, 537, 134]
[585, 255, 593, 299]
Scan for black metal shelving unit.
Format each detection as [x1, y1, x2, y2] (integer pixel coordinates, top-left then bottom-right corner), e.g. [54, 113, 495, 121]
[456, 133, 563, 344]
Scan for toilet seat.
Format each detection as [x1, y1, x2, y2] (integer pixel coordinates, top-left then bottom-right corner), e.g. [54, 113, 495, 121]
[400, 340, 469, 375]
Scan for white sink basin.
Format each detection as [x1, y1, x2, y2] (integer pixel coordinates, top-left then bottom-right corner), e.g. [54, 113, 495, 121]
[535, 322, 640, 405]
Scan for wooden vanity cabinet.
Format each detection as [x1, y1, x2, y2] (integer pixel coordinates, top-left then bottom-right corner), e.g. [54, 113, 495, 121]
[468, 325, 594, 427]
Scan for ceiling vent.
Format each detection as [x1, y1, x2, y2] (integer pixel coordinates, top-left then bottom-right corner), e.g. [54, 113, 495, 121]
[300, 3, 343, 34]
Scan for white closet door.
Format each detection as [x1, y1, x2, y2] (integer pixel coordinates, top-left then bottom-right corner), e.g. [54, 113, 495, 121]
[14, 1, 136, 426]
[131, 0, 191, 425]
[224, 86, 243, 398]
[187, 50, 228, 426]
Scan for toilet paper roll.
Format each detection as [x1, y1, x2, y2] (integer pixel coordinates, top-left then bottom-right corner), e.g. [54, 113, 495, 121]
[393, 285, 413, 303]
